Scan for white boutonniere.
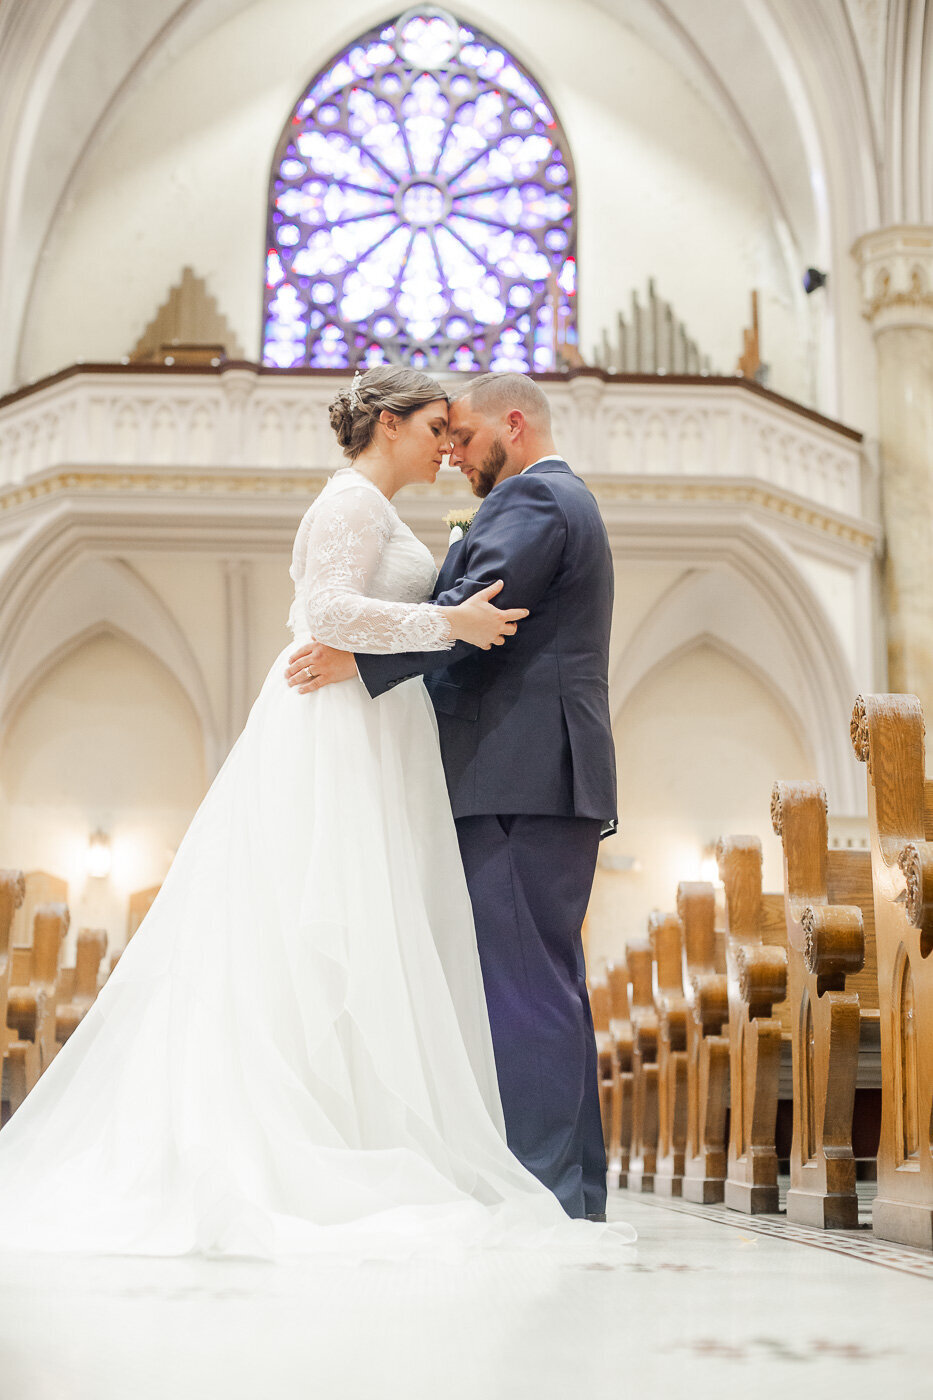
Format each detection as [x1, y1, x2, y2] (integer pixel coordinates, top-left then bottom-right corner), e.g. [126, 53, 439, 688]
[443, 506, 479, 546]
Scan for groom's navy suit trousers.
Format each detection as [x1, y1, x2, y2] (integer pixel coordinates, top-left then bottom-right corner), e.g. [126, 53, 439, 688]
[356, 459, 617, 1219]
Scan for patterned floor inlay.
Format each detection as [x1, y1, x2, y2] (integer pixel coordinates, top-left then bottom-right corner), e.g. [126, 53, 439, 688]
[674, 1336, 899, 1365]
[612, 1182, 933, 1281]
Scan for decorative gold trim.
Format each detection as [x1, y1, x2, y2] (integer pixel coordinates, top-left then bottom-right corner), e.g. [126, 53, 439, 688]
[852, 226, 933, 330]
[863, 283, 933, 323]
[591, 478, 876, 549]
[0, 469, 877, 550]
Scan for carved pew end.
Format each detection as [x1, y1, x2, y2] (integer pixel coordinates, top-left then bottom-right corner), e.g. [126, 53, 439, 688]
[724, 1166, 780, 1215]
[899, 841, 933, 956]
[872, 1200, 933, 1251]
[786, 1183, 860, 1231]
[735, 944, 787, 1015]
[802, 905, 864, 992]
[56, 928, 109, 1046]
[626, 1060, 659, 1193]
[692, 974, 729, 1035]
[852, 693, 933, 1247]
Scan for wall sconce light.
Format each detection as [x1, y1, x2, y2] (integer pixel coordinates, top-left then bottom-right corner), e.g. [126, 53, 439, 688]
[87, 829, 112, 879]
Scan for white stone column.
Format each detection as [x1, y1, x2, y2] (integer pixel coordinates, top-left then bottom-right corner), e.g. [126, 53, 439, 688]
[853, 226, 933, 713]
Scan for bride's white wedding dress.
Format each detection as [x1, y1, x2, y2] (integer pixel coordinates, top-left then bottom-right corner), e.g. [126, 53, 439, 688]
[0, 468, 634, 1261]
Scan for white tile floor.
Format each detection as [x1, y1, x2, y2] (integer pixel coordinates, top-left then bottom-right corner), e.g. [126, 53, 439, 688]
[0, 1189, 927, 1400]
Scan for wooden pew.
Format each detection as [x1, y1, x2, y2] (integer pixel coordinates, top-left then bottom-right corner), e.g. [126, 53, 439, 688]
[607, 959, 634, 1187]
[650, 911, 689, 1197]
[0, 872, 25, 1075]
[771, 780, 876, 1228]
[11, 871, 68, 948]
[5, 903, 69, 1117]
[589, 977, 622, 1166]
[110, 882, 161, 973]
[128, 884, 160, 939]
[627, 939, 659, 1192]
[718, 836, 788, 1213]
[852, 692, 933, 1247]
[678, 881, 730, 1203]
[56, 928, 108, 1048]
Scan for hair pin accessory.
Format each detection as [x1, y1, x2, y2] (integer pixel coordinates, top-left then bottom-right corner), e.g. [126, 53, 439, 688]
[348, 370, 363, 408]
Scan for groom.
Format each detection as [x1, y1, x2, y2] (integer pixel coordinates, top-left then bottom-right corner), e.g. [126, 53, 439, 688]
[287, 372, 617, 1220]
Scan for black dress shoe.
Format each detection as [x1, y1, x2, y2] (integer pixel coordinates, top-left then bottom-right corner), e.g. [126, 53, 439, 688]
[586, 1212, 607, 1222]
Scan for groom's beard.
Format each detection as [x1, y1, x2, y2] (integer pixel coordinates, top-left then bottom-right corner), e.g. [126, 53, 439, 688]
[471, 435, 507, 498]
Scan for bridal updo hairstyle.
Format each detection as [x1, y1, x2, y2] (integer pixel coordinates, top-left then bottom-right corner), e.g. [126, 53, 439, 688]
[328, 365, 447, 461]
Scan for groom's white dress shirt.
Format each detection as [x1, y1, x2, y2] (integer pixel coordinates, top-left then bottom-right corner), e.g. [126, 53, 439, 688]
[522, 455, 564, 472]
[447, 455, 565, 544]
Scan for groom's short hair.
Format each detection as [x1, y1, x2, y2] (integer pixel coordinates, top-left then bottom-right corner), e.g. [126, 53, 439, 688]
[452, 372, 552, 430]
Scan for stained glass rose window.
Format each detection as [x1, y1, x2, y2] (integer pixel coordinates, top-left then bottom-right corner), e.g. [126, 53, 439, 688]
[262, 6, 577, 373]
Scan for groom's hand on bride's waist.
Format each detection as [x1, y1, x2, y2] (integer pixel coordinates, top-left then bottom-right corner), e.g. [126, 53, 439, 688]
[285, 641, 357, 693]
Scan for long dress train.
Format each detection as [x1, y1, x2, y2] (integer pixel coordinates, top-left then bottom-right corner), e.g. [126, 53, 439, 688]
[0, 469, 634, 1261]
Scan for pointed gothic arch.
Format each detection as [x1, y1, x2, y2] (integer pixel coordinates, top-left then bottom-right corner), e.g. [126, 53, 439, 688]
[261, 6, 577, 374]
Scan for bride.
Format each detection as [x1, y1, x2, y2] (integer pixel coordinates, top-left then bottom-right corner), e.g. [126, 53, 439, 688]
[0, 365, 633, 1261]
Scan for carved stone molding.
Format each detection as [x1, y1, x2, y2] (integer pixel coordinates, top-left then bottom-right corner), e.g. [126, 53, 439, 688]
[0, 367, 866, 522]
[0, 466, 880, 552]
[852, 225, 933, 333]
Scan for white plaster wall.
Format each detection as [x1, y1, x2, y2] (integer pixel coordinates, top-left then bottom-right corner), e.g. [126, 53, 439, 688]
[0, 632, 207, 956]
[19, 0, 807, 401]
[585, 641, 817, 968]
[608, 561, 690, 664]
[247, 554, 298, 695]
[130, 547, 299, 740]
[130, 552, 233, 741]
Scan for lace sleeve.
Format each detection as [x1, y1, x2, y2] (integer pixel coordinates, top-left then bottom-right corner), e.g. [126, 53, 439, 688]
[292, 483, 454, 654]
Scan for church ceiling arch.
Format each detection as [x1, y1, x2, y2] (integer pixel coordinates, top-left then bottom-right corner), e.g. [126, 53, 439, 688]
[0, 553, 220, 773]
[607, 525, 863, 811]
[0, 0, 893, 397]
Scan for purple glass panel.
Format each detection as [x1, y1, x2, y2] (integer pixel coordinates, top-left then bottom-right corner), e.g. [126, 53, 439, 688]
[262, 6, 576, 371]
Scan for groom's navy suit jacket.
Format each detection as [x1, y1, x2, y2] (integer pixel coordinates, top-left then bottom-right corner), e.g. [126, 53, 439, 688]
[356, 459, 618, 831]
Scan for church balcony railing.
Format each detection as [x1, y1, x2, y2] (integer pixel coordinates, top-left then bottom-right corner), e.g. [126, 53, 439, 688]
[0, 362, 867, 528]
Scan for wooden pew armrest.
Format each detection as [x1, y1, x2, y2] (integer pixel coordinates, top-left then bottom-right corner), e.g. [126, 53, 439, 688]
[6, 986, 47, 1039]
[733, 944, 786, 1014]
[691, 972, 729, 1033]
[631, 1010, 659, 1054]
[801, 904, 864, 983]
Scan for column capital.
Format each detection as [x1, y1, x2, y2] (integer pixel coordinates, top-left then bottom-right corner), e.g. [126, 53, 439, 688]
[851, 225, 933, 333]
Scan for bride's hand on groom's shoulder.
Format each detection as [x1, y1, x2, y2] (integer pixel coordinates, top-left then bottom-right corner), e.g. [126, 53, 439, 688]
[285, 641, 357, 693]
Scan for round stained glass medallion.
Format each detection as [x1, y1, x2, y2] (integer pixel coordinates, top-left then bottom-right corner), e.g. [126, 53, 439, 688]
[262, 7, 577, 372]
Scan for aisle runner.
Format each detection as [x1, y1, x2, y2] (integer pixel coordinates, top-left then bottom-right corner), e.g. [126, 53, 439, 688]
[612, 1185, 933, 1281]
